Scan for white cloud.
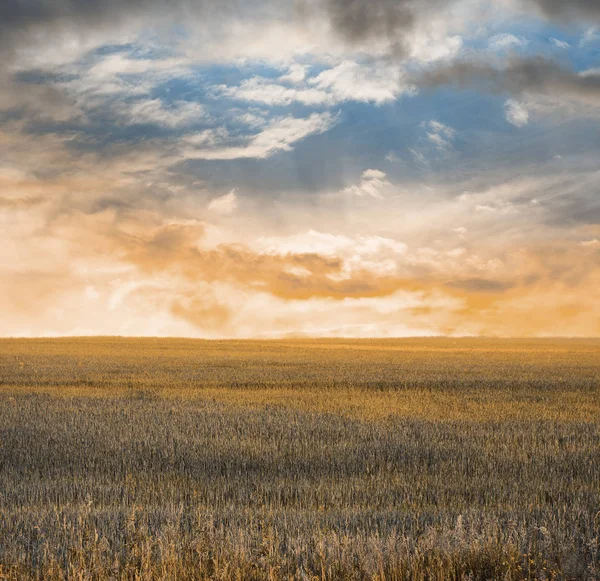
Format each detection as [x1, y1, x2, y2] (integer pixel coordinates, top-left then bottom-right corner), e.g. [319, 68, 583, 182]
[475, 201, 514, 214]
[425, 120, 456, 150]
[343, 169, 391, 199]
[579, 67, 600, 78]
[410, 148, 428, 164]
[362, 169, 387, 179]
[409, 33, 463, 62]
[427, 132, 450, 149]
[184, 112, 337, 160]
[580, 238, 600, 248]
[488, 33, 528, 51]
[279, 63, 310, 84]
[504, 99, 529, 127]
[428, 120, 455, 137]
[218, 77, 331, 106]
[550, 37, 571, 50]
[44, 52, 195, 126]
[257, 230, 405, 256]
[180, 18, 344, 65]
[208, 189, 238, 214]
[63, 54, 188, 98]
[218, 60, 413, 107]
[124, 99, 206, 127]
[256, 230, 407, 278]
[235, 112, 268, 128]
[309, 60, 413, 104]
[87, 54, 176, 78]
[185, 127, 230, 146]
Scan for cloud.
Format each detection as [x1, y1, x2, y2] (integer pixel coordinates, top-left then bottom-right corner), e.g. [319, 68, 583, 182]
[235, 111, 268, 128]
[184, 112, 337, 160]
[279, 63, 310, 84]
[429, 120, 455, 136]
[2, 152, 600, 338]
[296, 0, 600, 62]
[409, 148, 428, 164]
[406, 27, 463, 63]
[0, 0, 466, 78]
[121, 99, 206, 128]
[445, 278, 513, 293]
[218, 77, 332, 106]
[550, 37, 571, 49]
[427, 132, 450, 149]
[0, 0, 244, 64]
[343, 169, 391, 198]
[15, 205, 600, 336]
[208, 189, 238, 215]
[425, 120, 456, 150]
[0, 0, 598, 75]
[580, 238, 600, 248]
[184, 128, 230, 147]
[2, 51, 195, 129]
[527, 0, 600, 22]
[308, 60, 414, 104]
[415, 56, 600, 107]
[256, 230, 407, 258]
[504, 99, 530, 126]
[114, 223, 411, 302]
[0, 195, 45, 208]
[309, 0, 450, 56]
[2, 0, 600, 339]
[488, 33, 528, 51]
[580, 27, 599, 46]
[57, 54, 192, 113]
[218, 61, 412, 106]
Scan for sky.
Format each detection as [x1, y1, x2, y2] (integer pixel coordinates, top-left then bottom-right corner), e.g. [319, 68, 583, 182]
[1, 0, 599, 338]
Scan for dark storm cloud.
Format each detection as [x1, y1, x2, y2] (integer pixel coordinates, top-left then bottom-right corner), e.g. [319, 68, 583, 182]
[528, 0, 600, 20]
[3, 0, 600, 47]
[2, 0, 599, 65]
[415, 57, 600, 104]
[311, 0, 440, 54]
[299, 0, 600, 53]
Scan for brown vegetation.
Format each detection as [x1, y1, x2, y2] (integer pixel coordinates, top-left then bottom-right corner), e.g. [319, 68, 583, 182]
[0, 338, 599, 580]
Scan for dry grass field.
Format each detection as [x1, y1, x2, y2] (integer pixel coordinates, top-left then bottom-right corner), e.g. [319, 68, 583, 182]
[0, 338, 599, 580]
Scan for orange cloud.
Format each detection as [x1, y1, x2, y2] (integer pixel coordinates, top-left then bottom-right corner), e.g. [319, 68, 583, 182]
[1, 149, 599, 338]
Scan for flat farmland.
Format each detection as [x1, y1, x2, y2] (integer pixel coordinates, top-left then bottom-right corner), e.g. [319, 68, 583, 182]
[0, 338, 599, 580]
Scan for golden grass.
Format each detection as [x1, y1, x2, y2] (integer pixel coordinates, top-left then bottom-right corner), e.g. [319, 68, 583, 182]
[0, 338, 599, 580]
[2, 337, 599, 422]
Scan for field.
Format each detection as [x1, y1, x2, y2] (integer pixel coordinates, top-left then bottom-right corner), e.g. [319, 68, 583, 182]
[0, 338, 599, 580]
